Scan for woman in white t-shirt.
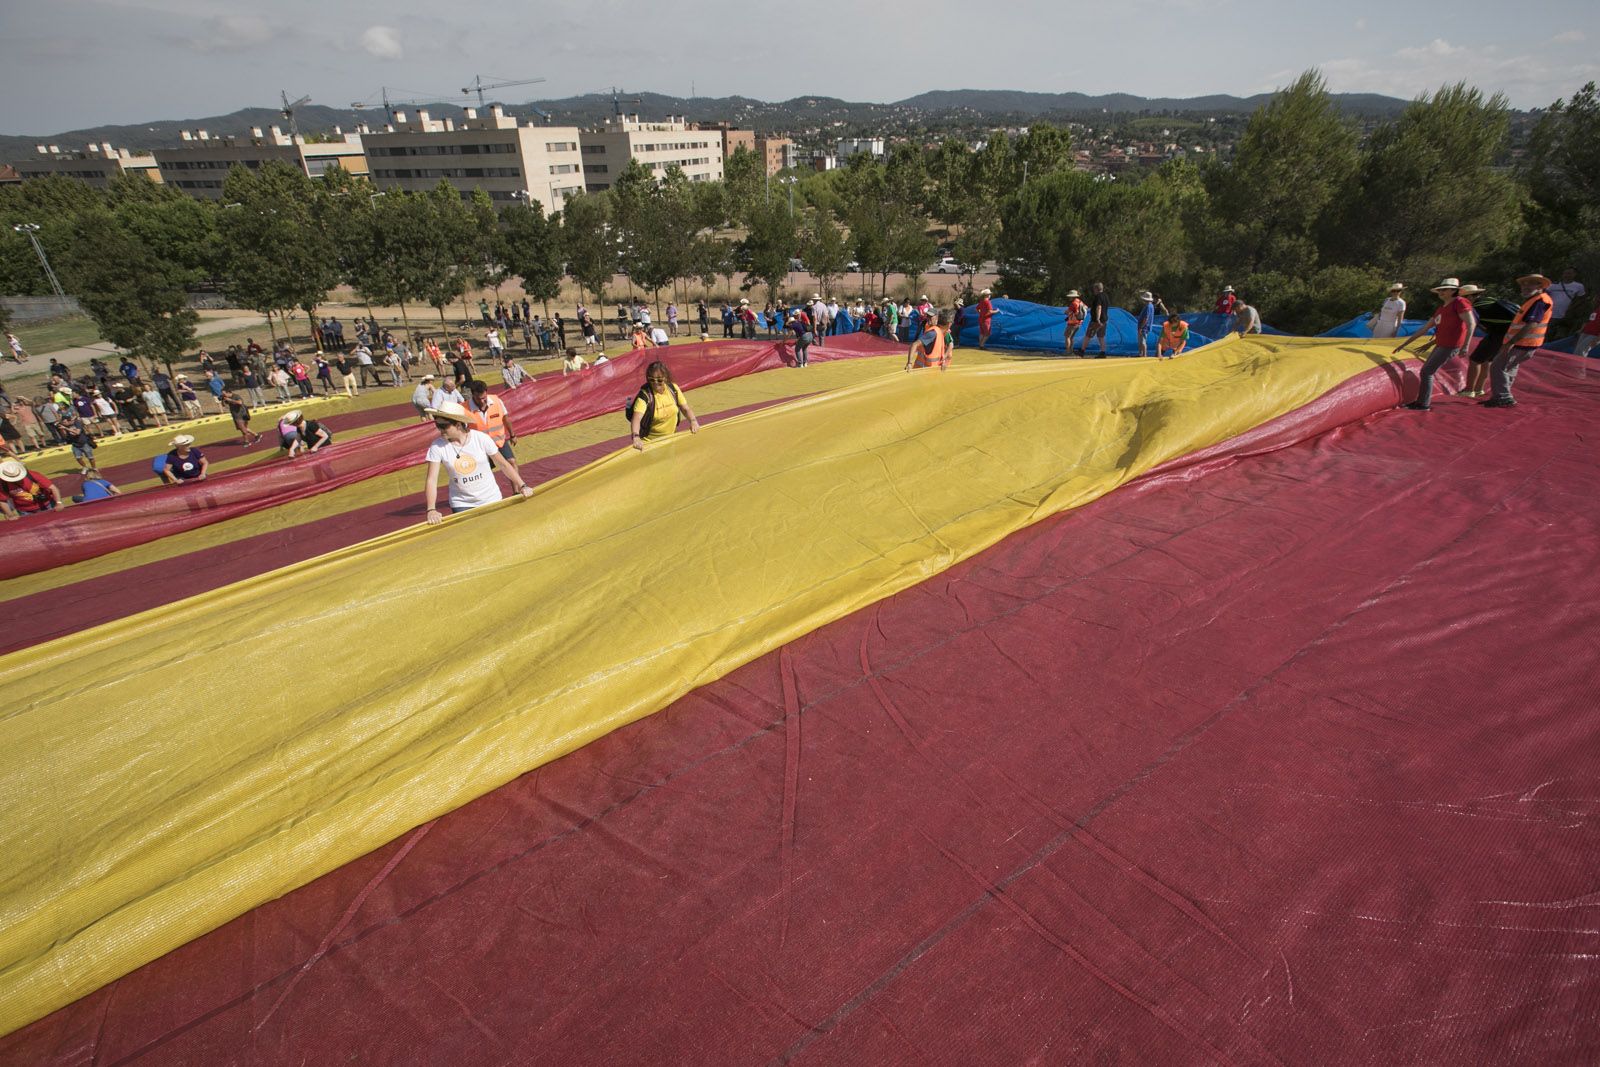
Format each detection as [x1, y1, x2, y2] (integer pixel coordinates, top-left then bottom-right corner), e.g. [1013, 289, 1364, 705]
[1370, 283, 1407, 338]
[420, 400, 533, 525]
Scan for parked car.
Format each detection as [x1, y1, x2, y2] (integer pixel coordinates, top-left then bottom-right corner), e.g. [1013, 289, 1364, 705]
[932, 257, 967, 274]
[789, 258, 807, 272]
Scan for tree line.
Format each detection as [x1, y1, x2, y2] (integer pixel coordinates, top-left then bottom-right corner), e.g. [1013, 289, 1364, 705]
[1, 69, 1596, 368]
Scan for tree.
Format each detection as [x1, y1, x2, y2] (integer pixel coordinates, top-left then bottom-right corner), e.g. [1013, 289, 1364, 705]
[741, 201, 800, 300]
[501, 200, 565, 317]
[59, 208, 198, 376]
[217, 161, 338, 342]
[561, 191, 615, 309]
[887, 208, 937, 299]
[1330, 83, 1519, 280]
[466, 188, 509, 303]
[801, 209, 852, 297]
[0, 176, 106, 296]
[721, 145, 763, 225]
[1202, 70, 1358, 277]
[417, 183, 478, 335]
[1519, 81, 1600, 301]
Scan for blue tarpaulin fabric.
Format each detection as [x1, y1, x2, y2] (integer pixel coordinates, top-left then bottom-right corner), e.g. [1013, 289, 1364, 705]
[1182, 311, 1287, 339]
[953, 298, 1218, 355]
[1317, 315, 1428, 339]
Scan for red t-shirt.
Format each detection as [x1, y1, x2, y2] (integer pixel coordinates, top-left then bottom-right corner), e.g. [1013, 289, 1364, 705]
[1433, 296, 1474, 348]
[2, 471, 55, 513]
[1215, 293, 1238, 314]
[1582, 307, 1600, 338]
[977, 297, 994, 324]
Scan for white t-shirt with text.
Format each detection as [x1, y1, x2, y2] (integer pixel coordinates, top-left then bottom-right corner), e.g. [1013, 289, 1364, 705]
[426, 429, 503, 512]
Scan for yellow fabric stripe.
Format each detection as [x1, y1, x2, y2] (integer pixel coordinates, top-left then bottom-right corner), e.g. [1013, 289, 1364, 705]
[0, 337, 1402, 1035]
[2, 353, 985, 602]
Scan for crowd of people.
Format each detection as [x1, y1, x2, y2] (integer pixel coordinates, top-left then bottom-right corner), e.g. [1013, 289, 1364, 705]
[2, 270, 1586, 522]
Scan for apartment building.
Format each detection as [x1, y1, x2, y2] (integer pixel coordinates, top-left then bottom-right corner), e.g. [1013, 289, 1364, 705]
[579, 115, 724, 192]
[152, 127, 368, 199]
[754, 136, 795, 176]
[363, 106, 585, 214]
[11, 144, 161, 189]
[835, 137, 885, 161]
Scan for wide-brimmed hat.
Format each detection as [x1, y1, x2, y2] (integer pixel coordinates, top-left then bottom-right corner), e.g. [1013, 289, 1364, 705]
[424, 400, 471, 425]
[1065, 290, 1081, 299]
[420, 373, 435, 382]
[739, 298, 749, 305]
[1388, 283, 1405, 292]
[0, 459, 27, 483]
[1517, 273, 1552, 288]
[980, 288, 992, 295]
[1456, 284, 1485, 296]
[284, 409, 303, 424]
[1429, 277, 1462, 293]
[919, 294, 929, 302]
[632, 322, 645, 330]
[1138, 290, 1154, 301]
[811, 293, 821, 300]
[1222, 285, 1235, 293]
[170, 434, 195, 448]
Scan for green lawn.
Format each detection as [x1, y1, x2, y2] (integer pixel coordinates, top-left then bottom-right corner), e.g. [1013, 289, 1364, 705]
[9, 315, 106, 355]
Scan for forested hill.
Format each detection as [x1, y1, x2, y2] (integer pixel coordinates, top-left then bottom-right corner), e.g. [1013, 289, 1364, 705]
[0, 88, 1425, 161]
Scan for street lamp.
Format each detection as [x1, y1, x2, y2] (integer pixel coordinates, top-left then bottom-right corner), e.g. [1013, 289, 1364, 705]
[12, 223, 66, 299]
[778, 175, 798, 216]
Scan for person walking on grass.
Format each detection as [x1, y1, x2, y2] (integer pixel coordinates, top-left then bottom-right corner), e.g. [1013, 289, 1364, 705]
[1398, 281, 1479, 412]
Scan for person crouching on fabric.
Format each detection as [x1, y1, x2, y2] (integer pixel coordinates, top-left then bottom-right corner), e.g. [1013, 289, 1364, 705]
[72, 468, 120, 503]
[0, 458, 62, 519]
[281, 409, 333, 458]
[629, 361, 700, 450]
[906, 310, 952, 372]
[420, 400, 532, 526]
[1158, 313, 1189, 360]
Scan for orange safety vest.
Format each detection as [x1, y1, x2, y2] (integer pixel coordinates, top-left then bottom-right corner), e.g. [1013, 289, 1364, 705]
[1065, 299, 1085, 324]
[469, 394, 509, 445]
[1161, 321, 1189, 352]
[1509, 291, 1553, 348]
[631, 332, 650, 350]
[910, 327, 949, 369]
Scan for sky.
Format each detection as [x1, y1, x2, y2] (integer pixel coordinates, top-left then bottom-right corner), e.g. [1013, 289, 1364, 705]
[2, 0, 1596, 135]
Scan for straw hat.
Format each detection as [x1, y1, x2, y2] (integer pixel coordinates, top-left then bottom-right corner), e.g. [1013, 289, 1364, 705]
[1388, 283, 1405, 292]
[424, 400, 471, 424]
[284, 409, 303, 424]
[1065, 290, 1081, 299]
[1222, 285, 1235, 293]
[1456, 284, 1485, 296]
[1138, 291, 1154, 301]
[420, 373, 435, 382]
[170, 434, 195, 448]
[0, 459, 27, 483]
[919, 294, 928, 302]
[739, 298, 749, 305]
[1517, 273, 1551, 288]
[1429, 277, 1462, 293]
[980, 288, 992, 296]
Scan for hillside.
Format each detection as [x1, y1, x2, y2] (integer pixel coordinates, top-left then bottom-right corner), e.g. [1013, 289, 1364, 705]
[0, 87, 1428, 162]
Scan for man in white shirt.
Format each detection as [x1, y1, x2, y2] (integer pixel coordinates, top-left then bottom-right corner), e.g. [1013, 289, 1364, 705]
[1370, 283, 1407, 338]
[486, 327, 503, 358]
[1548, 267, 1586, 320]
[810, 295, 829, 346]
[650, 324, 670, 347]
[637, 306, 651, 327]
[1233, 301, 1262, 335]
[826, 299, 840, 333]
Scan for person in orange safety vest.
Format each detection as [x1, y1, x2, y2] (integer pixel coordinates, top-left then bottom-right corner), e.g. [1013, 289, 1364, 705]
[1158, 314, 1190, 360]
[906, 310, 952, 372]
[1483, 273, 1554, 408]
[467, 379, 518, 463]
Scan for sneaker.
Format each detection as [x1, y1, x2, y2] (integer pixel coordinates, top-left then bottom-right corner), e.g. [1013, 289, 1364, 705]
[1403, 401, 1431, 411]
[1481, 397, 1517, 408]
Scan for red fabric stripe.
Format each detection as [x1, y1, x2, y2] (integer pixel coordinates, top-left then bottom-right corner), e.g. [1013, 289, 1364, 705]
[8, 357, 1595, 1065]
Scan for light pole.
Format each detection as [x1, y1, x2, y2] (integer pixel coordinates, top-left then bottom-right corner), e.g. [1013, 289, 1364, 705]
[778, 175, 798, 217]
[12, 224, 66, 299]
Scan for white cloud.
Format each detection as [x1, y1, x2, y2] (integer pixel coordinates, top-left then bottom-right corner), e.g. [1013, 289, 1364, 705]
[176, 13, 278, 52]
[360, 25, 403, 60]
[1314, 38, 1600, 109]
[1552, 29, 1585, 45]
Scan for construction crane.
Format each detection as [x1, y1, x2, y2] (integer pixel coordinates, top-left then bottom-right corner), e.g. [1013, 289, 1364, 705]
[461, 74, 547, 109]
[610, 87, 642, 120]
[351, 87, 443, 126]
[279, 90, 311, 142]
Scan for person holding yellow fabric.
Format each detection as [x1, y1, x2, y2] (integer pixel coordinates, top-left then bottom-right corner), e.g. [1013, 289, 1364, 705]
[629, 361, 700, 450]
[1158, 313, 1190, 360]
[906, 310, 952, 372]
